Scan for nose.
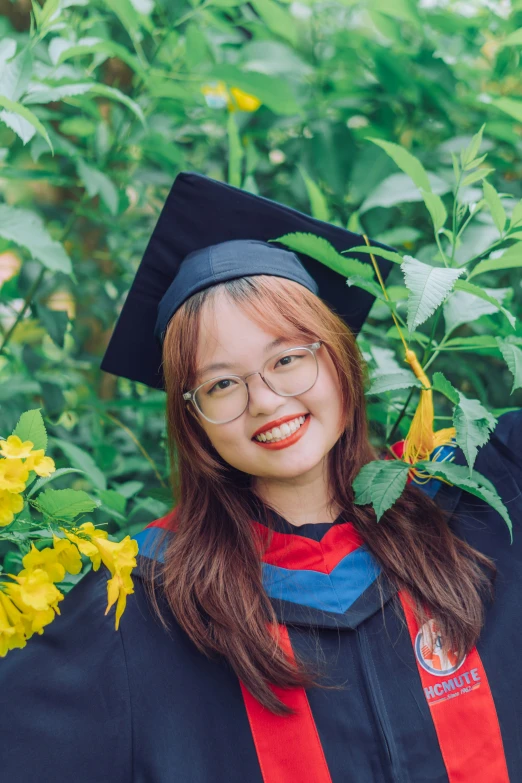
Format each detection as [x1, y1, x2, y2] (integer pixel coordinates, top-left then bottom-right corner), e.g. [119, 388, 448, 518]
[245, 372, 286, 417]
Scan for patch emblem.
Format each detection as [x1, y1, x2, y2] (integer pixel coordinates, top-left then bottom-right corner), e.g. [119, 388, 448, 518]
[414, 618, 466, 676]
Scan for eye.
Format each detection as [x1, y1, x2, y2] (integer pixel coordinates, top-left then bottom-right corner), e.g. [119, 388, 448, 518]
[207, 378, 237, 394]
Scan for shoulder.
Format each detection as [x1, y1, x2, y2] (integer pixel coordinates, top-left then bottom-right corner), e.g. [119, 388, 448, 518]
[0, 566, 132, 782]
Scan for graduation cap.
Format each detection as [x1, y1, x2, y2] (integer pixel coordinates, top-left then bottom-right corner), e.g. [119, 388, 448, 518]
[100, 171, 395, 391]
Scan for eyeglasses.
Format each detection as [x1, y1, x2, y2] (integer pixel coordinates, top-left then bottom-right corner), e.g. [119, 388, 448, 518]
[183, 341, 323, 424]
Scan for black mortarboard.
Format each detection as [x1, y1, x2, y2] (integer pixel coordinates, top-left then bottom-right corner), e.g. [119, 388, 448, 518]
[100, 171, 394, 390]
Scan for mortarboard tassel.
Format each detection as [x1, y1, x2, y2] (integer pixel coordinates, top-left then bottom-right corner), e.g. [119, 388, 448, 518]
[362, 235, 456, 484]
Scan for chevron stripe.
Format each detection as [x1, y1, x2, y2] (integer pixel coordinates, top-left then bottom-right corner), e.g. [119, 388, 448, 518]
[262, 548, 380, 613]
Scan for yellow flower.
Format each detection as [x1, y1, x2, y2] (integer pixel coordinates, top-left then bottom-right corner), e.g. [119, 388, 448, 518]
[24, 450, 56, 477]
[106, 568, 135, 631]
[5, 568, 64, 613]
[52, 534, 82, 575]
[0, 592, 26, 656]
[229, 87, 261, 112]
[0, 458, 29, 493]
[0, 489, 24, 526]
[22, 543, 66, 583]
[90, 536, 139, 631]
[0, 435, 34, 459]
[62, 522, 109, 571]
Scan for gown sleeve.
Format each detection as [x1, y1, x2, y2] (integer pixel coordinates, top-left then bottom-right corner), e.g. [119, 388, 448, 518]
[0, 565, 132, 783]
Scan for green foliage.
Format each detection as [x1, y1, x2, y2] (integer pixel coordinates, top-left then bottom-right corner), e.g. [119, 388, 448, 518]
[0, 0, 521, 561]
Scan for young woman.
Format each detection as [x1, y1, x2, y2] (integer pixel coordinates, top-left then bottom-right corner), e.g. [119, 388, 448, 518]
[2, 172, 521, 783]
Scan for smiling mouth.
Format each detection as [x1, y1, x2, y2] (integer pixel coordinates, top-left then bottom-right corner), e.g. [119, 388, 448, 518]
[252, 414, 308, 443]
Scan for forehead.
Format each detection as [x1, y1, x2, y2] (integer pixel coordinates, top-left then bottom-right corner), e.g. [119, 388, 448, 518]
[195, 292, 298, 377]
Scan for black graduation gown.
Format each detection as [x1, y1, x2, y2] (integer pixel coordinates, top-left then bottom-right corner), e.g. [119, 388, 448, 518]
[2, 409, 522, 783]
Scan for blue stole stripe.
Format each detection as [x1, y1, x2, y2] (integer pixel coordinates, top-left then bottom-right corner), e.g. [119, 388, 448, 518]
[262, 548, 380, 613]
[133, 527, 380, 614]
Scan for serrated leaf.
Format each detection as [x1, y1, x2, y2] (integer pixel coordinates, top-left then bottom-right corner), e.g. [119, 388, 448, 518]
[483, 180, 506, 234]
[366, 372, 423, 396]
[453, 279, 516, 329]
[367, 138, 431, 192]
[421, 189, 447, 231]
[360, 172, 450, 213]
[23, 81, 93, 104]
[443, 286, 511, 334]
[453, 395, 497, 475]
[469, 243, 522, 279]
[33, 488, 98, 522]
[50, 437, 107, 491]
[342, 245, 404, 265]
[431, 371, 460, 404]
[12, 409, 47, 452]
[98, 488, 127, 515]
[346, 275, 387, 303]
[510, 199, 522, 230]
[56, 39, 144, 74]
[0, 204, 71, 273]
[496, 339, 522, 394]
[0, 109, 36, 143]
[353, 459, 410, 521]
[0, 46, 32, 101]
[76, 158, 118, 215]
[26, 467, 86, 498]
[88, 83, 146, 126]
[401, 255, 464, 332]
[0, 94, 52, 151]
[443, 335, 499, 350]
[416, 460, 512, 540]
[272, 233, 374, 280]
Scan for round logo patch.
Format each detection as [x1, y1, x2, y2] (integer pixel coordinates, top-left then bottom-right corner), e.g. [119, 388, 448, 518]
[414, 619, 466, 677]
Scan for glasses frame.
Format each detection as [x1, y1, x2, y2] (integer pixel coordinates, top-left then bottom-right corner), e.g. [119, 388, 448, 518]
[183, 341, 323, 424]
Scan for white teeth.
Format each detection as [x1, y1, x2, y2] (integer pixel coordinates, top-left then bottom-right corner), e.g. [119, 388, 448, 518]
[254, 415, 307, 443]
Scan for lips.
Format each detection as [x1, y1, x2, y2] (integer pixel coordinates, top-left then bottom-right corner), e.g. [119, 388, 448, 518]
[251, 412, 309, 439]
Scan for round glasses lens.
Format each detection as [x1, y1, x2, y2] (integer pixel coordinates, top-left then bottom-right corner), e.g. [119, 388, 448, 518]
[194, 348, 318, 423]
[195, 377, 249, 423]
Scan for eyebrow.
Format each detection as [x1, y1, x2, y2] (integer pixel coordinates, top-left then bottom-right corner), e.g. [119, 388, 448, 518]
[197, 336, 290, 378]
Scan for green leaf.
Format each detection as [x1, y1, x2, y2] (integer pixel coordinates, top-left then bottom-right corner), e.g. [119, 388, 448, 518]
[360, 172, 450, 213]
[299, 166, 329, 221]
[273, 233, 374, 280]
[49, 437, 107, 491]
[431, 371, 460, 404]
[341, 245, 404, 265]
[23, 81, 93, 105]
[76, 159, 118, 215]
[12, 409, 47, 452]
[34, 303, 69, 348]
[509, 199, 522, 230]
[469, 243, 522, 279]
[496, 338, 522, 394]
[346, 275, 388, 303]
[0, 45, 32, 101]
[401, 255, 464, 332]
[88, 83, 146, 126]
[353, 459, 411, 521]
[483, 180, 506, 234]
[453, 280, 516, 329]
[98, 489, 127, 515]
[442, 335, 499, 350]
[366, 372, 423, 396]
[421, 189, 447, 232]
[500, 28, 522, 47]
[415, 460, 512, 540]
[227, 111, 243, 188]
[26, 467, 87, 499]
[367, 138, 431, 192]
[56, 39, 145, 75]
[0, 204, 71, 274]
[461, 167, 494, 187]
[33, 488, 99, 522]
[443, 286, 511, 334]
[0, 94, 52, 151]
[250, 0, 298, 46]
[492, 97, 522, 123]
[459, 124, 485, 168]
[453, 395, 497, 475]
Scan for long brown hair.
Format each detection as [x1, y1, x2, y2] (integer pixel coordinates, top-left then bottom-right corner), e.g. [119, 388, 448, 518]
[143, 274, 495, 715]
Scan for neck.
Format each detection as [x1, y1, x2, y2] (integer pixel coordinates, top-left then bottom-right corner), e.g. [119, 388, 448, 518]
[252, 463, 341, 527]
